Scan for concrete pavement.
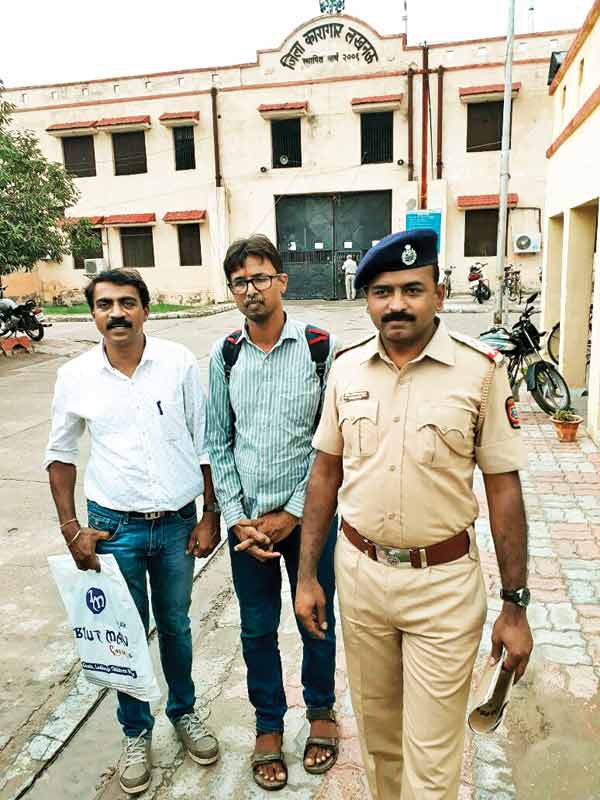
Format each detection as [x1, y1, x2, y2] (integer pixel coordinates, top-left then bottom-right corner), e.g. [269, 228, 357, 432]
[1, 300, 598, 799]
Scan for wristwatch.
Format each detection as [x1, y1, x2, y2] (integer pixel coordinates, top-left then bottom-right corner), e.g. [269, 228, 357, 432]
[203, 502, 220, 513]
[500, 587, 530, 608]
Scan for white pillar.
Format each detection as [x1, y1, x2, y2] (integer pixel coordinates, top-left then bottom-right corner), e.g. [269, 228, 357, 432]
[207, 187, 230, 303]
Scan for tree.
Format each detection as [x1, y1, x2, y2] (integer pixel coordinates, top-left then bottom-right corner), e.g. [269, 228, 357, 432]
[0, 82, 97, 275]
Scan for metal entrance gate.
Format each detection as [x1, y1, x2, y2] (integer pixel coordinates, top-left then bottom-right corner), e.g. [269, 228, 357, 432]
[276, 191, 392, 299]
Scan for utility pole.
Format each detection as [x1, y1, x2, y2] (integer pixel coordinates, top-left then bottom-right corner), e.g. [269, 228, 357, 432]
[494, 0, 516, 326]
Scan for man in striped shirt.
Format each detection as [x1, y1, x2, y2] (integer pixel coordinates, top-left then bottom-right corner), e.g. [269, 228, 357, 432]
[206, 235, 338, 791]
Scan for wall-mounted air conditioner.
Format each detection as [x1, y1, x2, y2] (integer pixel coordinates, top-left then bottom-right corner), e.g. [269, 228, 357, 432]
[513, 233, 541, 253]
[84, 258, 106, 275]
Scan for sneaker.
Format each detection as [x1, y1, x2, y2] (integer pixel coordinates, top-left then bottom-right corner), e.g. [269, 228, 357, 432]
[174, 711, 219, 765]
[119, 732, 151, 795]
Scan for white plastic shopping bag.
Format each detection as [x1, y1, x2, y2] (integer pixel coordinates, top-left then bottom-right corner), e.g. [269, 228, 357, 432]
[48, 554, 161, 702]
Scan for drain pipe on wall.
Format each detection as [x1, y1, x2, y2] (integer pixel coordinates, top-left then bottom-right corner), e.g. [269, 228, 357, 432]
[436, 66, 444, 179]
[407, 67, 414, 182]
[211, 86, 223, 188]
[420, 43, 429, 209]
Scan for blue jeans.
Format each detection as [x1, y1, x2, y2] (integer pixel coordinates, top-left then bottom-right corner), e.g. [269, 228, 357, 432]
[228, 519, 337, 734]
[89, 499, 197, 738]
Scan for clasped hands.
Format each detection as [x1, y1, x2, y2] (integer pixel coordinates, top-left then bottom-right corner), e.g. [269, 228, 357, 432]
[233, 511, 299, 562]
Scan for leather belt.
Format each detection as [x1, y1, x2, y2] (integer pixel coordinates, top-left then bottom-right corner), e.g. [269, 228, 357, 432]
[341, 519, 470, 569]
[128, 509, 180, 520]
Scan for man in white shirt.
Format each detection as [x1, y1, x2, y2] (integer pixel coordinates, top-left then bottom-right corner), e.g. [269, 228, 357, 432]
[342, 255, 358, 300]
[44, 269, 220, 795]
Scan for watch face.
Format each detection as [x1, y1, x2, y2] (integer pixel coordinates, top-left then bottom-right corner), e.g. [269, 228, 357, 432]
[520, 588, 531, 607]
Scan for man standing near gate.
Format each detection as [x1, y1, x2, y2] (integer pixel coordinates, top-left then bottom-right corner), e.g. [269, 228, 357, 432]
[295, 230, 533, 799]
[45, 268, 220, 795]
[206, 234, 339, 791]
[342, 254, 358, 300]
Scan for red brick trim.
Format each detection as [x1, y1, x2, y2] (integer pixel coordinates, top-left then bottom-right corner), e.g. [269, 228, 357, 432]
[159, 111, 200, 122]
[546, 84, 600, 158]
[457, 193, 519, 208]
[549, 0, 600, 95]
[13, 89, 211, 115]
[459, 82, 521, 97]
[64, 215, 105, 226]
[258, 101, 307, 112]
[163, 210, 206, 222]
[221, 70, 406, 94]
[351, 93, 403, 105]
[46, 120, 98, 131]
[96, 115, 151, 128]
[104, 213, 156, 225]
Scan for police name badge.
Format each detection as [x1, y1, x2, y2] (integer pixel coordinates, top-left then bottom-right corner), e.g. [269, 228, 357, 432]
[342, 391, 370, 401]
[401, 244, 417, 266]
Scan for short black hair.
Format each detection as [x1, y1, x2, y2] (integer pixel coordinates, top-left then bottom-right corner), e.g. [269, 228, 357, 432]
[84, 269, 150, 310]
[223, 235, 282, 281]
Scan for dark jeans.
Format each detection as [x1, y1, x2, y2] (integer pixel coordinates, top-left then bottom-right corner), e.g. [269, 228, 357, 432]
[89, 499, 197, 738]
[228, 519, 337, 734]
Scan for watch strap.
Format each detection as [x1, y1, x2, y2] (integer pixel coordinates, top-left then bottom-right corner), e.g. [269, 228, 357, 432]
[203, 502, 220, 513]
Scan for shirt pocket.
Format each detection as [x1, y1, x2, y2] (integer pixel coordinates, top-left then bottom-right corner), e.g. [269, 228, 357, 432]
[339, 399, 379, 458]
[417, 405, 474, 468]
[157, 399, 187, 442]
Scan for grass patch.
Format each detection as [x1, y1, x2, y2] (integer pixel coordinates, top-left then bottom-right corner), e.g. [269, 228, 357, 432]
[42, 303, 198, 315]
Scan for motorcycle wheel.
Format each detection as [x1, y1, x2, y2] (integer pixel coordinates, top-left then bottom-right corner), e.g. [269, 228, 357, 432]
[547, 323, 560, 364]
[476, 284, 491, 304]
[530, 361, 571, 414]
[23, 315, 44, 341]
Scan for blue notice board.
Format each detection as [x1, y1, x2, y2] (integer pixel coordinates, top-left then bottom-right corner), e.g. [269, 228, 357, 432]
[406, 210, 442, 253]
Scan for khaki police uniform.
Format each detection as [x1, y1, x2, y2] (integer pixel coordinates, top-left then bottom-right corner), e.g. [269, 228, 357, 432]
[313, 319, 527, 800]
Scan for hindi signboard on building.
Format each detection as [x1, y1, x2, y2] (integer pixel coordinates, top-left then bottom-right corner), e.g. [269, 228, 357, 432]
[280, 22, 379, 70]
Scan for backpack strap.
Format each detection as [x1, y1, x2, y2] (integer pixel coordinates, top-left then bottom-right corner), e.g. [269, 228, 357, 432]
[222, 329, 243, 384]
[305, 325, 331, 429]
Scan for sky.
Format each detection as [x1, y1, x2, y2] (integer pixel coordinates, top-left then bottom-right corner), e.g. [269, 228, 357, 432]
[2, 0, 591, 88]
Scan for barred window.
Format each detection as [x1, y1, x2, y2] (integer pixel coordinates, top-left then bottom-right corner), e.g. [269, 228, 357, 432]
[174, 126, 196, 171]
[73, 229, 103, 269]
[178, 224, 202, 266]
[464, 209, 498, 257]
[466, 101, 512, 153]
[62, 135, 96, 178]
[271, 118, 302, 169]
[120, 226, 155, 267]
[361, 112, 393, 164]
[112, 131, 147, 175]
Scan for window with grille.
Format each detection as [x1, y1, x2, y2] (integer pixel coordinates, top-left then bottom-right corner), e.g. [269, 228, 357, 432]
[62, 135, 96, 178]
[271, 118, 302, 169]
[361, 112, 393, 164]
[73, 229, 103, 269]
[178, 224, 202, 266]
[120, 226, 155, 267]
[464, 209, 498, 257]
[112, 131, 147, 175]
[173, 126, 196, 171]
[466, 101, 512, 153]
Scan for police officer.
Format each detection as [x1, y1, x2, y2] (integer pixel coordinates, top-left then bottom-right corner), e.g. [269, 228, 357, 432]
[295, 229, 533, 800]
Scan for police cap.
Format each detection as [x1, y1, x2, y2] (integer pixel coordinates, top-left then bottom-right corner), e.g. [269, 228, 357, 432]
[354, 228, 438, 292]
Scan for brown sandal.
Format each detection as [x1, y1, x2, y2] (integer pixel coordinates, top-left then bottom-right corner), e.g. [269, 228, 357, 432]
[303, 708, 339, 775]
[251, 749, 288, 791]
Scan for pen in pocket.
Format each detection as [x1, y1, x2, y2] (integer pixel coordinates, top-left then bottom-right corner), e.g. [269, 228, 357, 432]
[156, 401, 163, 415]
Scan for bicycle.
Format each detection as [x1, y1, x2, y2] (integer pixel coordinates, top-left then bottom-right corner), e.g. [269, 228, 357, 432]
[441, 266, 454, 299]
[504, 264, 523, 305]
[547, 305, 592, 367]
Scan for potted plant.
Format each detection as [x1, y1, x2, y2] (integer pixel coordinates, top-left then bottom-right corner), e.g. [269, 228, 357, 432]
[549, 408, 584, 442]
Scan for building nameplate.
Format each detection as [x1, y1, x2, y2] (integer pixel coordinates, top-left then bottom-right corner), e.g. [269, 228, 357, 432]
[280, 22, 379, 71]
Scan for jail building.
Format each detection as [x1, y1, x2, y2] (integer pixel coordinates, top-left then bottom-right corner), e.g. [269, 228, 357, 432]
[4, 13, 576, 303]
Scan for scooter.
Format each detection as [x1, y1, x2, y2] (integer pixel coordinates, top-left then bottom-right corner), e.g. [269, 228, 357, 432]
[468, 262, 492, 304]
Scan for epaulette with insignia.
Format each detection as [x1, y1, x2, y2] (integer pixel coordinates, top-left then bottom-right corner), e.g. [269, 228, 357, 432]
[449, 331, 505, 366]
[335, 335, 376, 360]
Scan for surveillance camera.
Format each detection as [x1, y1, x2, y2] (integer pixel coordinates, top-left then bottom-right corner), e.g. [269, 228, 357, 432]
[260, 166, 268, 173]
[397, 159, 405, 166]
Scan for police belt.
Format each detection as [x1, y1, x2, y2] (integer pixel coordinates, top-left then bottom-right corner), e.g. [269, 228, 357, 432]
[341, 519, 470, 569]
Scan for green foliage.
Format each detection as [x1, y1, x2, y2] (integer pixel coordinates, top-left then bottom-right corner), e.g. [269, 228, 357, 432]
[0, 82, 98, 275]
[320, 0, 345, 14]
[550, 408, 582, 422]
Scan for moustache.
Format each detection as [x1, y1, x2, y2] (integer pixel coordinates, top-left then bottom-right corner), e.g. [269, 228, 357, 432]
[382, 312, 416, 323]
[107, 319, 132, 329]
[244, 297, 264, 308]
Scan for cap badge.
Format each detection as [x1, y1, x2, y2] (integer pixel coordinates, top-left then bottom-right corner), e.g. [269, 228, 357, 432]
[401, 244, 417, 266]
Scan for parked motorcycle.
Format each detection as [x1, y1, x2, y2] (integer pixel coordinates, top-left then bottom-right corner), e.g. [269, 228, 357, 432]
[479, 291, 571, 414]
[0, 291, 45, 342]
[468, 262, 492, 304]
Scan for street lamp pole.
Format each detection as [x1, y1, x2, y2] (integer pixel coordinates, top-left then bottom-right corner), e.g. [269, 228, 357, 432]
[494, 0, 516, 326]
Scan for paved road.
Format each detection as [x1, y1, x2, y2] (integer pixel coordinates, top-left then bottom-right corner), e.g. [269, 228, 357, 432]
[1, 300, 598, 800]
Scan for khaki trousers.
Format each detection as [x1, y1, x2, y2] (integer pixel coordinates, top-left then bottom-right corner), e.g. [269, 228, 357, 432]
[335, 532, 487, 800]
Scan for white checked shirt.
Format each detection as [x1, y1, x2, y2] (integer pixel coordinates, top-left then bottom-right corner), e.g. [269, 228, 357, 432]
[43, 336, 208, 512]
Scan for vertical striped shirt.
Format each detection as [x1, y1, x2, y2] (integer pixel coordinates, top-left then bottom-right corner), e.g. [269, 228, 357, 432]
[206, 317, 336, 528]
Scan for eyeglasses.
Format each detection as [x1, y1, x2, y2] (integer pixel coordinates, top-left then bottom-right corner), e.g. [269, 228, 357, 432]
[228, 275, 283, 295]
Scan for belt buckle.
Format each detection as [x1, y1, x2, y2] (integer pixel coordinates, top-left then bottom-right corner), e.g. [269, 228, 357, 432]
[144, 511, 163, 520]
[375, 544, 412, 567]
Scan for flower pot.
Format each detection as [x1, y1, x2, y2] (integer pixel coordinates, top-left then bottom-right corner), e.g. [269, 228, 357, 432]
[550, 416, 583, 442]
